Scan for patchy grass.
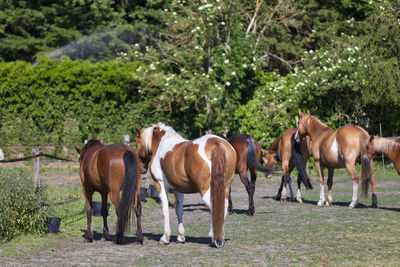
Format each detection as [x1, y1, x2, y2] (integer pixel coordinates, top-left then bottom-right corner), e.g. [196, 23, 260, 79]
[1, 164, 400, 266]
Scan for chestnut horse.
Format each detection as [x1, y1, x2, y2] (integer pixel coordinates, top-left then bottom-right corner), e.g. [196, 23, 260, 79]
[296, 110, 376, 208]
[262, 128, 313, 203]
[75, 140, 143, 244]
[136, 123, 236, 248]
[222, 134, 273, 216]
[365, 135, 400, 175]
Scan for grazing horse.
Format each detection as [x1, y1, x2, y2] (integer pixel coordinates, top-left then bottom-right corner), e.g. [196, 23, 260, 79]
[75, 140, 143, 244]
[222, 134, 273, 216]
[262, 128, 313, 203]
[365, 135, 400, 175]
[296, 110, 376, 208]
[135, 123, 236, 248]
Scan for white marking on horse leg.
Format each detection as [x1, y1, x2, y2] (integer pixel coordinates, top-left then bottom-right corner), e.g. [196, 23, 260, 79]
[201, 188, 213, 238]
[281, 186, 287, 201]
[317, 183, 326, 206]
[327, 189, 333, 206]
[175, 192, 185, 243]
[349, 181, 358, 209]
[296, 188, 303, 203]
[158, 183, 171, 244]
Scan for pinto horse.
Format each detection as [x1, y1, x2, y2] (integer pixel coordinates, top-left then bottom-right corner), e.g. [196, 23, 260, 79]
[136, 123, 236, 248]
[296, 110, 376, 208]
[365, 135, 400, 175]
[222, 134, 273, 216]
[75, 140, 143, 244]
[262, 128, 313, 203]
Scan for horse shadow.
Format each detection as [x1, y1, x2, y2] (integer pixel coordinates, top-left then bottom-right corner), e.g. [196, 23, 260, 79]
[262, 195, 372, 208]
[183, 203, 209, 212]
[80, 230, 142, 245]
[377, 206, 400, 212]
[143, 232, 215, 245]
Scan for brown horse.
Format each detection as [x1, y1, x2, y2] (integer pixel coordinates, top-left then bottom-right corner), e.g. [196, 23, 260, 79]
[75, 140, 143, 244]
[222, 134, 273, 216]
[136, 123, 236, 248]
[262, 128, 312, 203]
[296, 110, 376, 208]
[365, 135, 400, 175]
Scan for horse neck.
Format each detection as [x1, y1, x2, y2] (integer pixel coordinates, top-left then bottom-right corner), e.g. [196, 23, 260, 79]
[268, 135, 282, 152]
[307, 117, 331, 140]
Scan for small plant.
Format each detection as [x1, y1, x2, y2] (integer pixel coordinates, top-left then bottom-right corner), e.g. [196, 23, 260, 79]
[0, 167, 51, 241]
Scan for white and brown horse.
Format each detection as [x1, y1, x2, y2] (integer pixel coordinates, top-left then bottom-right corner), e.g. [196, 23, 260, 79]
[135, 123, 236, 248]
[365, 135, 400, 175]
[262, 128, 313, 203]
[296, 110, 377, 208]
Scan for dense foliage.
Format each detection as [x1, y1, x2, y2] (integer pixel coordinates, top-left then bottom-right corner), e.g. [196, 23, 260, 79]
[0, 0, 400, 146]
[0, 167, 50, 241]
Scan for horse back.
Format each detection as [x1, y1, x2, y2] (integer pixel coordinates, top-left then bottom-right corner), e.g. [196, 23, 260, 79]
[86, 144, 136, 192]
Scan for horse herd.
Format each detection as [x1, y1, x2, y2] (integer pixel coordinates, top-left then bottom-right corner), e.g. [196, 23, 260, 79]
[75, 110, 400, 248]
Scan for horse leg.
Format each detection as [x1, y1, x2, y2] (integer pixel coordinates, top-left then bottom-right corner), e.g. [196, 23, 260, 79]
[314, 161, 326, 207]
[157, 180, 171, 245]
[371, 171, 378, 208]
[175, 192, 185, 243]
[345, 161, 359, 209]
[238, 171, 253, 216]
[288, 177, 295, 201]
[83, 186, 94, 242]
[100, 192, 111, 241]
[275, 178, 284, 201]
[296, 175, 303, 203]
[228, 186, 233, 214]
[109, 189, 123, 244]
[201, 188, 214, 239]
[134, 187, 144, 244]
[326, 168, 334, 207]
[248, 168, 257, 216]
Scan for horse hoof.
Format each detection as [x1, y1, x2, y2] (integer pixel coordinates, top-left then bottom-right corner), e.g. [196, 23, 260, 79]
[84, 238, 93, 243]
[297, 199, 303, 204]
[159, 235, 170, 245]
[137, 235, 144, 244]
[317, 201, 325, 207]
[247, 210, 255, 216]
[280, 198, 287, 203]
[274, 195, 281, 201]
[325, 201, 332, 207]
[212, 239, 225, 248]
[371, 203, 378, 208]
[103, 234, 111, 241]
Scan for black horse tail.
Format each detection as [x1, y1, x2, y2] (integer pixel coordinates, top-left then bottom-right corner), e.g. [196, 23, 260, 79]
[116, 150, 138, 242]
[291, 134, 313, 190]
[246, 137, 274, 174]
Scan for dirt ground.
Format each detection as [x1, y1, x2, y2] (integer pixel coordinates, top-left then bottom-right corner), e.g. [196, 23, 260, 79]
[2, 165, 400, 266]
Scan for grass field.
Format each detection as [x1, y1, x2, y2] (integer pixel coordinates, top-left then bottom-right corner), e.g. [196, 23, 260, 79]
[1, 163, 400, 266]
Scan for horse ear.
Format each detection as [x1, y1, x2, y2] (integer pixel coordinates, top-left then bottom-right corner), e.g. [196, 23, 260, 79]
[298, 110, 303, 116]
[135, 128, 141, 136]
[307, 110, 310, 114]
[75, 146, 81, 154]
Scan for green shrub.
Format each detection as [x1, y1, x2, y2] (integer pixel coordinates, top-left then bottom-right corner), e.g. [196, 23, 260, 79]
[0, 167, 50, 241]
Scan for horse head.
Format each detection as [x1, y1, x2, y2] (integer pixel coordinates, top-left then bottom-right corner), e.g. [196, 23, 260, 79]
[364, 135, 376, 161]
[261, 148, 277, 178]
[296, 110, 311, 141]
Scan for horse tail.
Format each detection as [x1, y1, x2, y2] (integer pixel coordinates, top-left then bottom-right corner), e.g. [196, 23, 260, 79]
[246, 137, 273, 175]
[291, 134, 313, 190]
[116, 150, 139, 240]
[211, 143, 226, 248]
[360, 136, 372, 198]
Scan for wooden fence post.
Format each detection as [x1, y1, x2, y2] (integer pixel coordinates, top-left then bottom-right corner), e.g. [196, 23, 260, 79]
[32, 147, 41, 204]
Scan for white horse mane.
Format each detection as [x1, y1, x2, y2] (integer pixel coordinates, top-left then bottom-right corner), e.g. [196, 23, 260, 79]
[373, 136, 400, 153]
[141, 122, 185, 154]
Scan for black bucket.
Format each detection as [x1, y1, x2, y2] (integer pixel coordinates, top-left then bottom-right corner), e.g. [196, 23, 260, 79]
[46, 216, 61, 233]
[92, 201, 110, 217]
[140, 187, 148, 201]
